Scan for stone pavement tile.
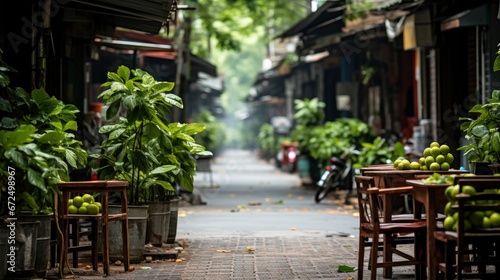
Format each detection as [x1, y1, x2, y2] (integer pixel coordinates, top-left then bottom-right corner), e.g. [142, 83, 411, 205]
[44, 236, 419, 280]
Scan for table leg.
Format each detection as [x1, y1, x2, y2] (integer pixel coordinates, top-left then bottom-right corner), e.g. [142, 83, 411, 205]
[102, 192, 110, 276]
[120, 189, 130, 271]
[91, 220, 98, 271]
[426, 193, 437, 280]
[382, 193, 393, 278]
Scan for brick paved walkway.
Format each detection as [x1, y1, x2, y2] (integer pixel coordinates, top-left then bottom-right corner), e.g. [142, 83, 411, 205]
[41, 235, 418, 280]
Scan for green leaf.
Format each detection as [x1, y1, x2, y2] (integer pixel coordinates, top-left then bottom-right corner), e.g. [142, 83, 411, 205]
[150, 165, 177, 175]
[63, 120, 78, 131]
[337, 264, 356, 272]
[154, 180, 175, 191]
[65, 149, 78, 168]
[106, 101, 121, 120]
[494, 53, 500, 72]
[39, 96, 60, 114]
[161, 93, 183, 109]
[27, 168, 47, 191]
[4, 149, 28, 169]
[109, 128, 126, 140]
[107, 72, 122, 83]
[31, 88, 50, 105]
[471, 125, 489, 138]
[21, 192, 40, 212]
[492, 132, 500, 152]
[50, 121, 63, 131]
[117, 65, 131, 81]
[1, 116, 19, 129]
[0, 96, 12, 112]
[184, 122, 206, 135]
[123, 95, 137, 111]
[152, 82, 175, 93]
[37, 131, 65, 144]
[0, 124, 35, 147]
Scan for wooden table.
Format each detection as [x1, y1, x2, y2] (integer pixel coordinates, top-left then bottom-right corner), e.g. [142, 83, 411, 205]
[406, 179, 452, 280]
[55, 180, 130, 277]
[361, 169, 466, 278]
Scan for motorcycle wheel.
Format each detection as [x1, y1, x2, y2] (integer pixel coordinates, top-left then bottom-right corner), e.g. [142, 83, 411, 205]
[287, 162, 296, 173]
[315, 170, 339, 203]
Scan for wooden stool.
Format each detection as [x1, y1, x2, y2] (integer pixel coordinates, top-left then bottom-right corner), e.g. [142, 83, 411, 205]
[55, 180, 130, 276]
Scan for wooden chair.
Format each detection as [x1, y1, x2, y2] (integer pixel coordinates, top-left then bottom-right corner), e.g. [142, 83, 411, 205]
[435, 178, 500, 279]
[355, 175, 427, 280]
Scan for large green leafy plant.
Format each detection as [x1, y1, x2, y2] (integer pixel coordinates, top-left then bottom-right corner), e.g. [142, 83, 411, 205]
[94, 66, 208, 205]
[308, 118, 373, 166]
[458, 90, 500, 163]
[458, 46, 500, 164]
[0, 49, 87, 215]
[291, 97, 325, 154]
[193, 109, 226, 154]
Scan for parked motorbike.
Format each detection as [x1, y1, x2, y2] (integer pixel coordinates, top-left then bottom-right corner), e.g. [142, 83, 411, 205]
[315, 148, 359, 204]
[278, 141, 299, 173]
[282, 145, 298, 173]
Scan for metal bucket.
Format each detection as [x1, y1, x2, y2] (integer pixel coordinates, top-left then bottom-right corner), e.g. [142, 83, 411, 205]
[166, 198, 179, 244]
[99, 205, 149, 263]
[19, 214, 52, 278]
[146, 201, 170, 246]
[5, 221, 39, 278]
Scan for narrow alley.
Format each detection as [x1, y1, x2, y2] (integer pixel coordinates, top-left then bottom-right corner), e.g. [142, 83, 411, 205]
[44, 149, 418, 280]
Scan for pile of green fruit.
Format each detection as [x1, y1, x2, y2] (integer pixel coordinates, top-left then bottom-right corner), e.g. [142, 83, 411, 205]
[393, 141, 454, 171]
[420, 141, 454, 171]
[443, 184, 500, 231]
[68, 193, 102, 215]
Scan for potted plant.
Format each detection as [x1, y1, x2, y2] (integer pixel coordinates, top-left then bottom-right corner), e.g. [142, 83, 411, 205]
[457, 90, 500, 174]
[0, 48, 87, 277]
[458, 46, 500, 174]
[93, 65, 208, 254]
[291, 98, 325, 183]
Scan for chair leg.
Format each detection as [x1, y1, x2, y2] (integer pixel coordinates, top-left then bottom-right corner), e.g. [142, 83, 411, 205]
[414, 231, 427, 280]
[358, 235, 365, 280]
[445, 241, 456, 280]
[370, 234, 379, 280]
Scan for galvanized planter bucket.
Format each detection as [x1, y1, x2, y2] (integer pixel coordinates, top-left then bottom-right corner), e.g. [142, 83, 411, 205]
[146, 201, 171, 246]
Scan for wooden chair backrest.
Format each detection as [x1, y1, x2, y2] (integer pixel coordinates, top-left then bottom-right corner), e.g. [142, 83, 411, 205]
[355, 175, 381, 229]
[455, 176, 500, 193]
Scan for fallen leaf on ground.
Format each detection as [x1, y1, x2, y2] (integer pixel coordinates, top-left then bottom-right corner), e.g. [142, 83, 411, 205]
[290, 227, 297, 230]
[273, 200, 284, 204]
[140, 266, 152, 270]
[352, 212, 359, 217]
[337, 264, 356, 272]
[129, 265, 135, 271]
[216, 249, 231, 253]
[246, 246, 255, 251]
[85, 265, 91, 269]
[248, 202, 262, 206]
[288, 193, 294, 198]
[265, 197, 272, 202]
[297, 196, 304, 200]
[114, 260, 122, 266]
[237, 205, 246, 209]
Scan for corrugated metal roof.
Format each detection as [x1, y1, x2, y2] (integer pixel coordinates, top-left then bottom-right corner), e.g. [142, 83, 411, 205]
[62, 0, 175, 34]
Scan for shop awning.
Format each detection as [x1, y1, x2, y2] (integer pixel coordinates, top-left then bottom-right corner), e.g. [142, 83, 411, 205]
[440, 4, 489, 31]
[62, 0, 176, 34]
[276, 1, 345, 40]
